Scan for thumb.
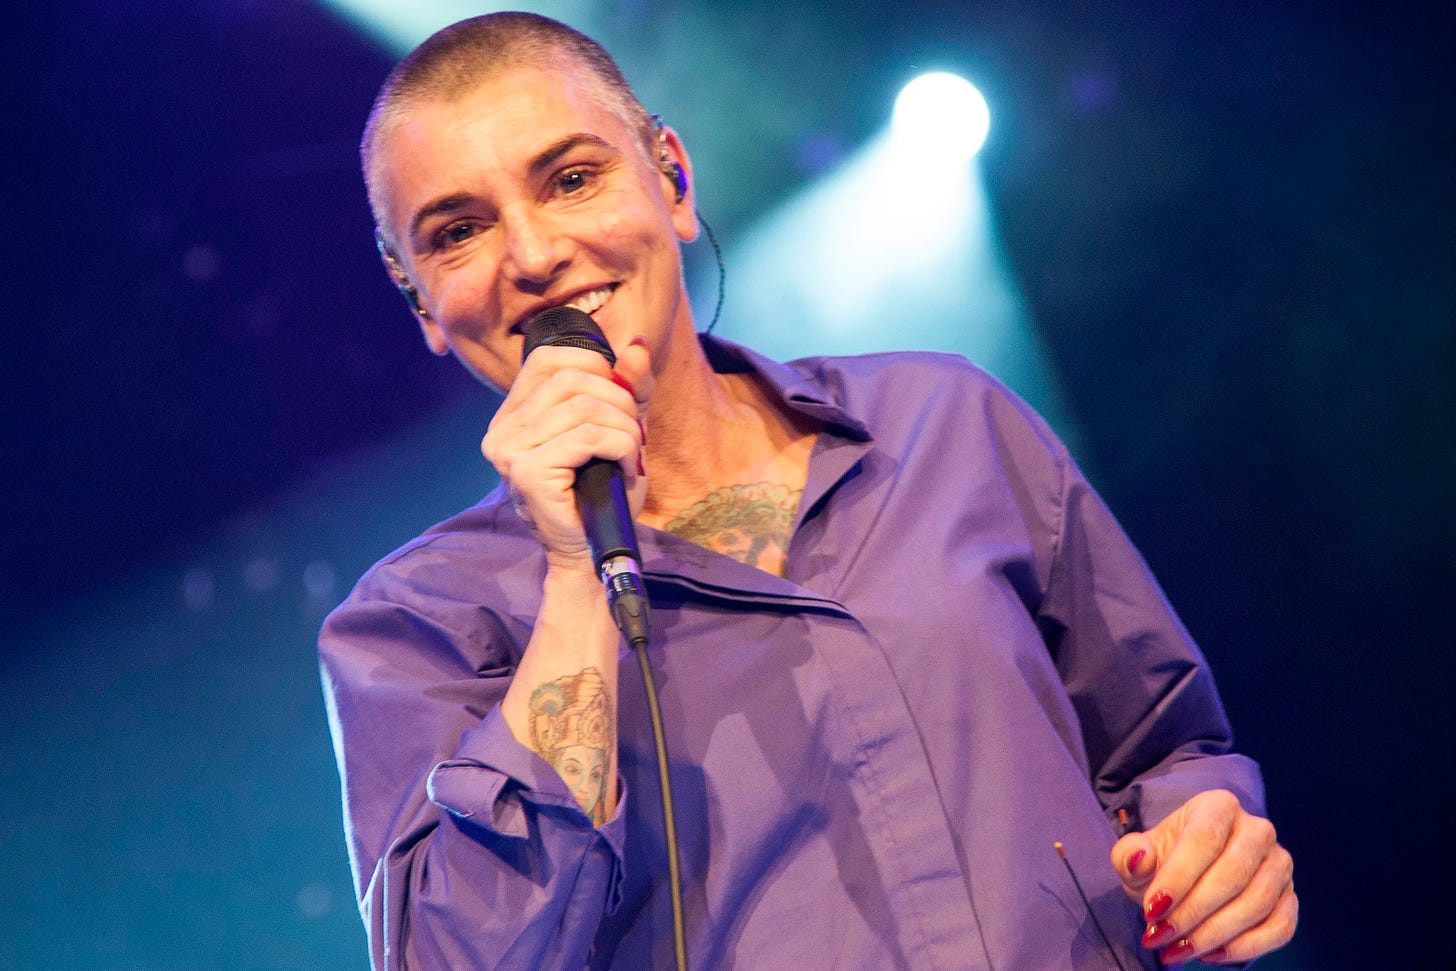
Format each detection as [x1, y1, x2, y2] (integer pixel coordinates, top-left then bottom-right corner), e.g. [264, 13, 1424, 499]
[1111, 830, 1157, 900]
[613, 335, 655, 410]
[610, 336, 653, 518]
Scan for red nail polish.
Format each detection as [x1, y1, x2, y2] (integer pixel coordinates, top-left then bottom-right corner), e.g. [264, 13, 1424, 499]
[1201, 946, 1230, 964]
[1146, 889, 1173, 921]
[610, 372, 636, 396]
[1159, 939, 1196, 966]
[636, 451, 645, 476]
[1128, 849, 1146, 873]
[1141, 919, 1176, 949]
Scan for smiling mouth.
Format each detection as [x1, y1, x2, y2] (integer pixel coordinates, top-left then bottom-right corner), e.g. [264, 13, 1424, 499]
[513, 284, 618, 335]
[565, 284, 617, 316]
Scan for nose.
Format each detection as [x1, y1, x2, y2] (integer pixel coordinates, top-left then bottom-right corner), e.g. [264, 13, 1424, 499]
[500, 201, 569, 289]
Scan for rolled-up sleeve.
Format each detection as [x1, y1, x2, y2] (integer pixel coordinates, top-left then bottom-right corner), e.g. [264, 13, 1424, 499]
[320, 586, 626, 970]
[1038, 457, 1265, 831]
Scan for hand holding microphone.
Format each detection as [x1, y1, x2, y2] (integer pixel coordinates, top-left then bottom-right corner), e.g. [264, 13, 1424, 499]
[481, 307, 653, 646]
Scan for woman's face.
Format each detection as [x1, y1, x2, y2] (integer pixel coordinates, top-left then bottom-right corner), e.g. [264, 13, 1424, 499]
[553, 743, 607, 814]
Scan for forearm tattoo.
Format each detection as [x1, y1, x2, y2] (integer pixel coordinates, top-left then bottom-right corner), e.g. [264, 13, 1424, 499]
[664, 482, 801, 570]
[528, 667, 614, 824]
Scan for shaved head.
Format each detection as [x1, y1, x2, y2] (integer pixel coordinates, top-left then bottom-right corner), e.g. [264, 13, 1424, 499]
[362, 12, 658, 244]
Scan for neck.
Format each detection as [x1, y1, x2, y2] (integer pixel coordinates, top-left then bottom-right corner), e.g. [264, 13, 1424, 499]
[638, 335, 818, 575]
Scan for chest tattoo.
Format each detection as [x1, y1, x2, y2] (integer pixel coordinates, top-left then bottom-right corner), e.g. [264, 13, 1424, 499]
[664, 482, 803, 570]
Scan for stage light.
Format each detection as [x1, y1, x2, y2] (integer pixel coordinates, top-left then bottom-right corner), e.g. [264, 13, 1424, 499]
[700, 68, 1076, 441]
[892, 72, 991, 161]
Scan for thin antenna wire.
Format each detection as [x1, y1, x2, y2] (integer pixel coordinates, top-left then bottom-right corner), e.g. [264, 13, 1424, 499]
[695, 207, 725, 334]
[636, 642, 688, 971]
[1054, 842, 1129, 971]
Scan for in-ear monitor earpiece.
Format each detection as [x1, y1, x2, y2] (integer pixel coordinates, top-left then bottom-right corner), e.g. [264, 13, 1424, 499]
[652, 112, 688, 204]
[374, 226, 429, 318]
[666, 161, 687, 203]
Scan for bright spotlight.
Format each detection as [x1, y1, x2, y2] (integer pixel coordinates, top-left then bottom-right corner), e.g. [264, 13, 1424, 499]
[892, 72, 991, 161]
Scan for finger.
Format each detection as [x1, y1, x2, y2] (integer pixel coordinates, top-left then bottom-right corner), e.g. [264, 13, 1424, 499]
[611, 335, 655, 408]
[489, 347, 618, 441]
[1164, 879, 1297, 966]
[1139, 789, 1240, 924]
[515, 344, 614, 394]
[614, 338, 653, 492]
[502, 392, 643, 457]
[492, 357, 634, 437]
[487, 398, 642, 521]
[1160, 845, 1295, 964]
[1163, 810, 1279, 941]
[485, 378, 640, 470]
[496, 419, 643, 497]
[502, 423, 643, 552]
[1111, 830, 1158, 899]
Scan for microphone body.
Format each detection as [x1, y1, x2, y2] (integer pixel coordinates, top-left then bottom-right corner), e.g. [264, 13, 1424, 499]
[521, 307, 651, 647]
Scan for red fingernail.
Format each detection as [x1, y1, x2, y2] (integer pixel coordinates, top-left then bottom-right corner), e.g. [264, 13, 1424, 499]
[1146, 889, 1173, 921]
[1159, 939, 1196, 966]
[1128, 849, 1146, 873]
[610, 372, 636, 396]
[1142, 919, 1176, 949]
[1201, 946, 1230, 964]
[636, 416, 647, 446]
[636, 451, 645, 477]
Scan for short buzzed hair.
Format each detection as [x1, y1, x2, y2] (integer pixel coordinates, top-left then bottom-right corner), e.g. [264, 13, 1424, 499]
[361, 12, 658, 241]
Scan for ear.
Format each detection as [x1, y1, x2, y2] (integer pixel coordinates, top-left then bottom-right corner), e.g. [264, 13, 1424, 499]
[375, 227, 447, 355]
[657, 126, 699, 243]
[417, 315, 450, 356]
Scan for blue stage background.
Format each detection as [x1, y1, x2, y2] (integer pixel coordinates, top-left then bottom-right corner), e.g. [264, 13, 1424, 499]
[3, 2, 1451, 968]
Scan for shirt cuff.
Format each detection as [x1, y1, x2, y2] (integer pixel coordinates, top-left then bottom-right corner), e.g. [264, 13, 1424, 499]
[425, 705, 630, 835]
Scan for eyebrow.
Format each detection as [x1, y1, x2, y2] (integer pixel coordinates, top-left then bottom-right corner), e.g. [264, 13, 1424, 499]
[408, 194, 472, 244]
[528, 132, 615, 176]
[406, 132, 619, 244]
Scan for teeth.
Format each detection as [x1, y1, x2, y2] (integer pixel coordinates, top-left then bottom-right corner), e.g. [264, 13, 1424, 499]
[564, 285, 614, 316]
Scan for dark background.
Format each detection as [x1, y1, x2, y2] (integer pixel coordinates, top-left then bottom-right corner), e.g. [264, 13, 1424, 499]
[3, 1, 1451, 968]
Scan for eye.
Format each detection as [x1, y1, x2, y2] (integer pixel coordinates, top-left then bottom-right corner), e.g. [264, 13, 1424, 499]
[554, 166, 594, 196]
[432, 221, 480, 250]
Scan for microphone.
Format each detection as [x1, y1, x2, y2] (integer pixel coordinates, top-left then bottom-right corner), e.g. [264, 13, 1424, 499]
[521, 306, 651, 648]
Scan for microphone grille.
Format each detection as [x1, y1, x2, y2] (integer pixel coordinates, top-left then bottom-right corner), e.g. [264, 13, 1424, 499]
[521, 306, 615, 365]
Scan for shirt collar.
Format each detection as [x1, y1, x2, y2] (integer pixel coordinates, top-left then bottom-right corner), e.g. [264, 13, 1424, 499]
[699, 333, 871, 442]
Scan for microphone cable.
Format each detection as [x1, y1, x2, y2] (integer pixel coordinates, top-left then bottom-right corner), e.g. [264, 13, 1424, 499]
[632, 631, 689, 971]
[638, 204, 723, 971]
[696, 207, 725, 335]
[638, 203, 723, 971]
[519, 308, 686, 969]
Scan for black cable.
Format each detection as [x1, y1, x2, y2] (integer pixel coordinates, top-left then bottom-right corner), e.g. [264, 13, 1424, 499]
[634, 640, 688, 971]
[612, 196, 710, 971]
[1055, 842, 1129, 971]
[695, 207, 725, 334]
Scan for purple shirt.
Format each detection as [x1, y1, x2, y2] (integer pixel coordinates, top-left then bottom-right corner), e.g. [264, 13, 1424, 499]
[319, 336, 1263, 970]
